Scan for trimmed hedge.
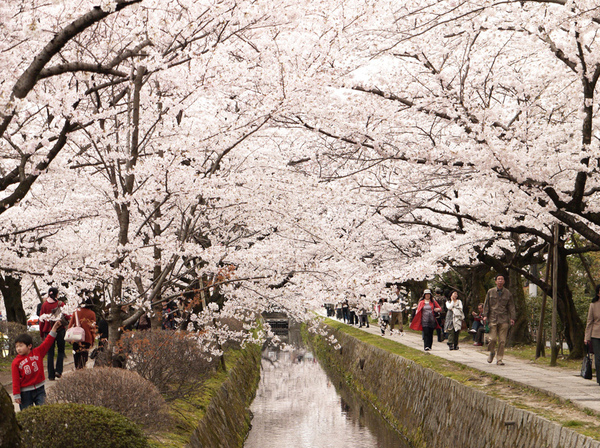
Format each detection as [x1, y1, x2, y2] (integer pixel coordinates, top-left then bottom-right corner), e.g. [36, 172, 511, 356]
[17, 403, 148, 448]
[47, 367, 169, 431]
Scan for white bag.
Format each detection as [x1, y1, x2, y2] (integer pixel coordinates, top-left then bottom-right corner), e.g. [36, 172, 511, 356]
[65, 311, 86, 343]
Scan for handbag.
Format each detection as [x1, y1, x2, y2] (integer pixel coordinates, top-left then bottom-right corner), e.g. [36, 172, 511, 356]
[581, 344, 593, 380]
[443, 310, 453, 332]
[65, 311, 86, 343]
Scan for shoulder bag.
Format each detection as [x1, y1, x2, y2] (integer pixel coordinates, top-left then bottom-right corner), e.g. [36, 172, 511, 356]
[581, 344, 593, 380]
[65, 310, 86, 343]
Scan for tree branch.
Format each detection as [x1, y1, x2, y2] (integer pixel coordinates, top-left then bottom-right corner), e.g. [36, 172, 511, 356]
[38, 63, 127, 80]
[0, 120, 75, 213]
[13, 0, 142, 99]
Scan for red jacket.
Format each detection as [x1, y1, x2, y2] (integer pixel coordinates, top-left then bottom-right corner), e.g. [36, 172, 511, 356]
[12, 331, 56, 399]
[39, 298, 64, 338]
[68, 308, 96, 345]
[410, 299, 442, 331]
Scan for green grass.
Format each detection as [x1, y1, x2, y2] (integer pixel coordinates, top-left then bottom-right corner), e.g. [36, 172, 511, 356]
[321, 318, 600, 441]
[504, 344, 581, 369]
[325, 319, 481, 383]
[0, 356, 11, 373]
[403, 326, 581, 369]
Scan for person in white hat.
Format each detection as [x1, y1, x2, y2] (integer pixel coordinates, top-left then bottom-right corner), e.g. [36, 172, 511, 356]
[409, 289, 442, 351]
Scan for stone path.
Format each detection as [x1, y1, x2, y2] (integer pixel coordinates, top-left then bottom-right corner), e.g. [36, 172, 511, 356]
[329, 315, 600, 414]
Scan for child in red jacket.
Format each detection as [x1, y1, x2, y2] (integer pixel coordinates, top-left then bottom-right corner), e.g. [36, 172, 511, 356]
[12, 320, 61, 410]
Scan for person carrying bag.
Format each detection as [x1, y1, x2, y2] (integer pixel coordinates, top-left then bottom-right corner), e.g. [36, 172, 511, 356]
[581, 343, 593, 380]
[67, 299, 97, 369]
[584, 285, 600, 384]
[64, 311, 85, 343]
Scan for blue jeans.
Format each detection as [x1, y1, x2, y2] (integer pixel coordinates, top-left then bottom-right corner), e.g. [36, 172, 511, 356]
[20, 385, 46, 410]
[342, 308, 350, 323]
[47, 328, 66, 379]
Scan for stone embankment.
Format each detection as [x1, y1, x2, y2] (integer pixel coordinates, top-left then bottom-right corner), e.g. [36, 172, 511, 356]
[312, 326, 600, 448]
[189, 344, 261, 448]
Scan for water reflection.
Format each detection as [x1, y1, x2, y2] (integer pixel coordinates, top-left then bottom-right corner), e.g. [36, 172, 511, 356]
[244, 346, 409, 448]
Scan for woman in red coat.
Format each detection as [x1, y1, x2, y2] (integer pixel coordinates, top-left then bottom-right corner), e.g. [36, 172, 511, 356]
[68, 298, 96, 369]
[409, 289, 442, 351]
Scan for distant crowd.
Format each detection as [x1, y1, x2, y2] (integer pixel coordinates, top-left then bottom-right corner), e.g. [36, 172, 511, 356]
[325, 275, 517, 366]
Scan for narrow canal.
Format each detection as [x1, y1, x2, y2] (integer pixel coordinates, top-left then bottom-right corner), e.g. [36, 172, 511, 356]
[244, 344, 410, 448]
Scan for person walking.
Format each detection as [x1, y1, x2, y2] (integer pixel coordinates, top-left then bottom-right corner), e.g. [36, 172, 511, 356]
[67, 298, 97, 369]
[389, 287, 406, 335]
[483, 274, 516, 365]
[341, 299, 350, 324]
[39, 287, 66, 380]
[409, 289, 442, 351]
[379, 299, 392, 335]
[434, 287, 447, 342]
[357, 295, 370, 328]
[584, 284, 600, 385]
[445, 290, 464, 350]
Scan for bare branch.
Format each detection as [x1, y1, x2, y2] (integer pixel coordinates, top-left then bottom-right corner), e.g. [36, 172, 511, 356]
[38, 62, 127, 80]
[13, 0, 142, 99]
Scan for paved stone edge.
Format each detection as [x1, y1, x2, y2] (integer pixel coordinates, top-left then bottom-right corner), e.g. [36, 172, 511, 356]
[314, 325, 600, 448]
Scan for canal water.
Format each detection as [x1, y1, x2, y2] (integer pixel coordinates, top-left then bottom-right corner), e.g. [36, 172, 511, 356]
[244, 345, 410, 448]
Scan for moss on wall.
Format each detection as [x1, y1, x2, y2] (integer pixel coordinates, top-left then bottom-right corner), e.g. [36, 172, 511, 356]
[188, 344, 261, 448]
[310, 326, 600, 448]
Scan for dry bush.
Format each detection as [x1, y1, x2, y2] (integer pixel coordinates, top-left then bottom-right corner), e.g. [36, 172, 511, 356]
[116, 329, 218, 401]
[0, 322, 41, 357]
[47, 367, 169, 431]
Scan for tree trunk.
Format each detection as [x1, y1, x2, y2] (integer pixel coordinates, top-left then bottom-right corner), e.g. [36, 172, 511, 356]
[151, 199, 163, 330]
[556, 247, 584, 359]
[108, 302, 123, 339]
[0, 275, 26, 325]
[508, 269, 531, 345]
[0, 385, 21, 447]
[461, 264, 489, 315]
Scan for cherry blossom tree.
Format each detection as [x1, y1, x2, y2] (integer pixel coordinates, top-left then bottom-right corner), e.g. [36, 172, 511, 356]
[273, 0, 600, 356]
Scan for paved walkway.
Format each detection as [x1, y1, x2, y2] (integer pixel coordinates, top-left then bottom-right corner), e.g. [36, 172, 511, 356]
[328, 315, 600, 414]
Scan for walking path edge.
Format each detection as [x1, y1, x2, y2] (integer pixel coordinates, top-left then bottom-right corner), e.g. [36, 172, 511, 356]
[321, 313, 600, 418]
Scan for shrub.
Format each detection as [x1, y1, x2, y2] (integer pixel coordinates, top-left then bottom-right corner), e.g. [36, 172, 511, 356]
[17, 403, 148, 448]
[116, 329, 218, 400]
[47, 367, 169, 431]
[0, 322, 41, 357]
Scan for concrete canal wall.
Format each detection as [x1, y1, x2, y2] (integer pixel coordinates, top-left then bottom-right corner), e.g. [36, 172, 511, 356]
[312, 327, 600, 448]
[189, 344, 261, 448]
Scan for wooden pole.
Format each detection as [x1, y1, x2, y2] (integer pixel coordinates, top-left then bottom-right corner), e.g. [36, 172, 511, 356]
[551, 224, 559, 367]
[32, 280, 44, 303]
[535, 244, 551, 359]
